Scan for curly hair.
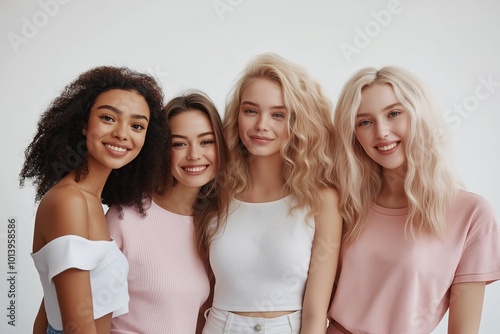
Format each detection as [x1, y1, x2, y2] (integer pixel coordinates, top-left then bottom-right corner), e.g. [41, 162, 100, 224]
[223, 53, 336, 218]
[333, 66, 462, 243]
[19, 66, 168, 215]
[160, 91, 229, 259]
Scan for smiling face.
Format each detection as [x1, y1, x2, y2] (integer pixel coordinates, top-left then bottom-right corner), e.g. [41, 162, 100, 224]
[355, 83, 409, 172]
[237, 78, 289, 159]
[85, 89, 150, 170]
[170, 109, 217, 190]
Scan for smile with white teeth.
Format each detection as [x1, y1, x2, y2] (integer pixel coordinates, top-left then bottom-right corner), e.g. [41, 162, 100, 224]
[183, 166, 207, 173]
[105, 144, 128, 152]
[377, 142, 398, 151]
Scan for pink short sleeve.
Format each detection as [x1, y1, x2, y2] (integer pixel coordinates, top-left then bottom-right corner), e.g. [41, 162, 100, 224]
[453, 195, 500, 284]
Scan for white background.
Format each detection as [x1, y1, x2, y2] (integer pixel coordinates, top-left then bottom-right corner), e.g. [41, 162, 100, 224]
[1, 0, 499, 333]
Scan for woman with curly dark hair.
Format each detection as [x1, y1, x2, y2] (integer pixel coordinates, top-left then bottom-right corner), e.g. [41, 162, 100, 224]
[19, 66, 168, 334]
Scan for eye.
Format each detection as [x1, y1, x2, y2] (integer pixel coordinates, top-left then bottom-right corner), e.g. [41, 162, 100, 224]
[389, 110, 401, 118]
[172, 141, 187, 148]
[357, 119, 371, 127]
[201, 139, 215, 145]
[131, 123, 146, 131]
[100, 115, 114, 122]
[243, 108, 257, 114]
[272, 112, 286, 119]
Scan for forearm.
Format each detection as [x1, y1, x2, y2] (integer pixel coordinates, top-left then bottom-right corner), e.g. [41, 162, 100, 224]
[300, 314, 328, 334]
[33, 300, 48, 334]
[54, 269, 98, 334]
[448, 282, 485, 334]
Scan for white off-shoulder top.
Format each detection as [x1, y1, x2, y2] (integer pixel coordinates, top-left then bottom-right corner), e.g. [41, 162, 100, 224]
[31, 235, 129, 331]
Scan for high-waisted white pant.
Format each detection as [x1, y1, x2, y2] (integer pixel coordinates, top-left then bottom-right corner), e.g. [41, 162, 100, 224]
[202, 307, 301, 334]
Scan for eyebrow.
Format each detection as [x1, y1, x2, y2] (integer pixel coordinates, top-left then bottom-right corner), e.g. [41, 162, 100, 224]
[97, 105, 149, 122]
[356, 103, 404, 118]
[241, 101, 287, 110]
[171, 131, 215, 139]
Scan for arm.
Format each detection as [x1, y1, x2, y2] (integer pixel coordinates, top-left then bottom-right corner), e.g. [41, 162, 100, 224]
[300, 187, 342, 334]
[33, 299, 48, 334]
[53, 269, 98, 333]
[448, 281, 485, 334]
[196, 264, 214, 334]
[40, 188, 99, 334]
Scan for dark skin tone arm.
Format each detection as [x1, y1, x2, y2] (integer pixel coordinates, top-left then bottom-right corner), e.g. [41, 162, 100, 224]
[33, 299, 48, 334]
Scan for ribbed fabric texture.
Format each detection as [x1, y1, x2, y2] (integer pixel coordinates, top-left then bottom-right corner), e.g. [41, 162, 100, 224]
[106, 201, 210, 334]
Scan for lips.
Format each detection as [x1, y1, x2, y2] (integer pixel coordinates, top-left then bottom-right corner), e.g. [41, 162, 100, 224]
[105, 143, 129, 152]
[249, 135, 273, 141]
[183, 165, 208, 173]
[376, 142, 398, 151]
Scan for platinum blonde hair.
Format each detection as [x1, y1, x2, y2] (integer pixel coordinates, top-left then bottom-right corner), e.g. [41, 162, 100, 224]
[333, 66, 462, 242]
[223, 53, 336, 217]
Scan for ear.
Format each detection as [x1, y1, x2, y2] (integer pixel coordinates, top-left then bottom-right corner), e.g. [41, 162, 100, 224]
[82, 127, 87, 136]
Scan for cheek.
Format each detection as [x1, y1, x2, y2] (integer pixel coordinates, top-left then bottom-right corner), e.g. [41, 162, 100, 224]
[354, 131, 369, 149]
[170, 154, 183, 180]
[237, 118, 247, 134]
[398, 115, 410, 137]
[170, 151, 182, 167]
[131, 132, 148, 151]
[400, 123, 409, 138]
[209, 148, 218, 166]
[84, 129, 99, 152]
[275, 123, 288, 138]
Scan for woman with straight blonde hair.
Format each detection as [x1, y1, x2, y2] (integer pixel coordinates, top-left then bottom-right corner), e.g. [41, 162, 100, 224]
[327, 66, 500, 334]
[203, 53, 342, 334]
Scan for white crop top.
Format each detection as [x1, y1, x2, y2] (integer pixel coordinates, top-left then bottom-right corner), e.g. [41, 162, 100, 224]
[210, 196, 315, 312]
[31, 235, 129, 331]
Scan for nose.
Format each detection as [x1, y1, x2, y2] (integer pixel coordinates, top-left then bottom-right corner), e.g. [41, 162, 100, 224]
[255, 114, 269, 132]
[112, 124, 128, 140]
[375, 121, 389, 139]
[187, 145, 201, 161]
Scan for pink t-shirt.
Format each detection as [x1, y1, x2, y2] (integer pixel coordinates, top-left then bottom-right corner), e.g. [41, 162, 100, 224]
[328, 190, 500, 334]
[107, 201, 210, 334]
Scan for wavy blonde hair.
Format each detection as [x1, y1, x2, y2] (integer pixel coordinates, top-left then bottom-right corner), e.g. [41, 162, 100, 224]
[223, 53, 335, 218]
[333, 66, 462, 242]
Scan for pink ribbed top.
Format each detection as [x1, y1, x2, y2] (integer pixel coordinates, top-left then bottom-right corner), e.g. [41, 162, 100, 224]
[106, 201, 210, 334]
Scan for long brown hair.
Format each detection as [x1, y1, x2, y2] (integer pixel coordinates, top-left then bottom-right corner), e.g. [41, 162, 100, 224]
[161, 91, 230, 259]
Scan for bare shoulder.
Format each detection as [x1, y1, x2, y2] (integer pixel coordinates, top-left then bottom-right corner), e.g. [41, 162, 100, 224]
[36, 184, 90, 243]
[40, 183, 88, 213]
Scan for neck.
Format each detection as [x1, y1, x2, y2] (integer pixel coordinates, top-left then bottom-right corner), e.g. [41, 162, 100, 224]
[67, 163, 111, 198]
[153, 183, 200, 216]
[376, 168, 407, 208]
[243, 154, 287, 202]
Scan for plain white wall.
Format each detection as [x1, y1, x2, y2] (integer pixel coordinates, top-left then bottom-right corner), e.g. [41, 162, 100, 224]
[1, 0, 499, 333]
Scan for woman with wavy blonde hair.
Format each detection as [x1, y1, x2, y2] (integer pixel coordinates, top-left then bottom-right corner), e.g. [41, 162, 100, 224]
[327, 66, 500, 334]
[204, 53, 342, 334]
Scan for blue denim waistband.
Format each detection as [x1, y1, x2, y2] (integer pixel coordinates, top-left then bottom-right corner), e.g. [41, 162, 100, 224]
[47, 323, 63, 334]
